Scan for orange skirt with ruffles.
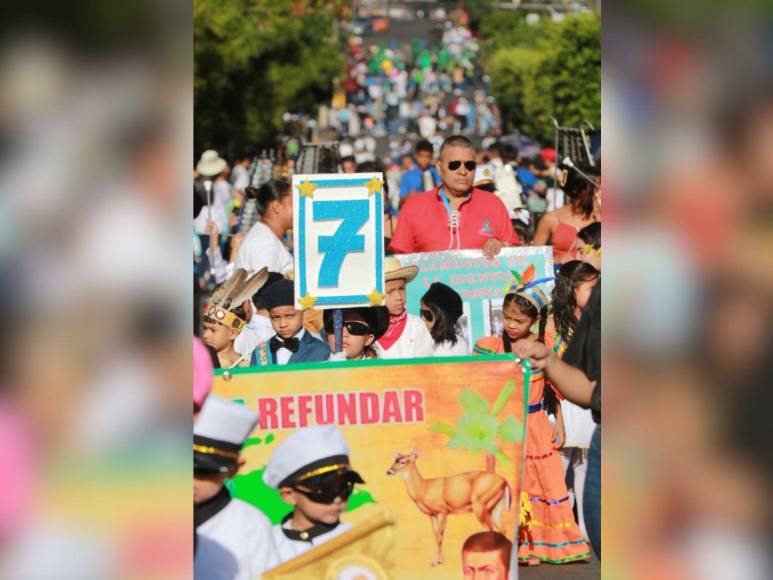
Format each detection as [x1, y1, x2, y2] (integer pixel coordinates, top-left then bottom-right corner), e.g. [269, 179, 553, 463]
[518, 371, 590, 564]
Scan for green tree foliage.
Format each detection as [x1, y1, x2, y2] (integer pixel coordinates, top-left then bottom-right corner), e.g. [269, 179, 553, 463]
[194, 0, 347, 154]
[484, 11, 600, 144]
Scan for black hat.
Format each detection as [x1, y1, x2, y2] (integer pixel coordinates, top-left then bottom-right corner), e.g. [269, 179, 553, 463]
[254, 272, 286, 308]
[260, 279, 295, 311]
[323, 306, 390, 340]
[193, 395, 259, 474]
[422, 282, 463, 321]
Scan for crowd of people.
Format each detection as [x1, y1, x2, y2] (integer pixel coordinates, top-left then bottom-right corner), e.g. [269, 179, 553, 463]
[193, 125, 602, 578]
[329, 22, 500, 143]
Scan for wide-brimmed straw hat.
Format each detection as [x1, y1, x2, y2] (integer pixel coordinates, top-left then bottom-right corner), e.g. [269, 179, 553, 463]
[197, 149, 227, 177]
[384, 256, 418, 283]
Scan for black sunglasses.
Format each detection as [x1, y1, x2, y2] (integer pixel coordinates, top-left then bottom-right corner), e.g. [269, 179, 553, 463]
[420, 308, 434, 322]
[323, 320, 371, 336]
[294, 481, 354, 505]
[447, 160, 476, 172]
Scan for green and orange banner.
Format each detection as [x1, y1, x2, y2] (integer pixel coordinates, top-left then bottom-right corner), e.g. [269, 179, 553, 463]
[213, 355, 530, 578]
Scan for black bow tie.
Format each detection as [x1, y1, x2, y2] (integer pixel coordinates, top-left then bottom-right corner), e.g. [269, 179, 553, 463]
[269, 336, 300, 353]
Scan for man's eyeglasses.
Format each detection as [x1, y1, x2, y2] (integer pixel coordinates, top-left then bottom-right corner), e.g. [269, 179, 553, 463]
[293, 481, 355, 505]
[420, 309, 434, 322]
[323, 320, 371, 336]
[447, 160, 476, 172]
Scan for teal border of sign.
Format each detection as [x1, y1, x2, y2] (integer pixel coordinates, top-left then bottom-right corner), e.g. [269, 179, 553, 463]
[298, 176, 384, 306]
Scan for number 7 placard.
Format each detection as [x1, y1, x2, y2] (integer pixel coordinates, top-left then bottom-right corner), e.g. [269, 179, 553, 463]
[292, 173, 385, 311]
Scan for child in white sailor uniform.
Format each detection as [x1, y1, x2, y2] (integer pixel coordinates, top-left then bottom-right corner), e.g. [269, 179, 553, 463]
[194, 395, 279, 579]
[253, 279, 331, 366]
[263, 425, 365, 564]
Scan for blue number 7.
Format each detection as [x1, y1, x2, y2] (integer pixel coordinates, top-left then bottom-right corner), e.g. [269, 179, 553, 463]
[313, 200, 369, 287]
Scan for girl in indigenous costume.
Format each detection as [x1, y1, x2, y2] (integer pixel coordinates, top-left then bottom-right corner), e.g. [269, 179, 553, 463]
[474, 265, 590, 565]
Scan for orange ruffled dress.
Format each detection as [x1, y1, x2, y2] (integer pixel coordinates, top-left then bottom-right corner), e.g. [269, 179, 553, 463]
[474, 336, 590, 564]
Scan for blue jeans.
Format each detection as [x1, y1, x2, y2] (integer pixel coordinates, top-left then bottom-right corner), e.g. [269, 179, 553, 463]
[584, 425, 601, 558]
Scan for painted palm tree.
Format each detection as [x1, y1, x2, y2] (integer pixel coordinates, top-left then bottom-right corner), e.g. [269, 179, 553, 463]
[431, 380, 523, 472]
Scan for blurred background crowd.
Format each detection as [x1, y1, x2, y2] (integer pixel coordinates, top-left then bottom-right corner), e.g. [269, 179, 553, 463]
[0, 0, 770, 579]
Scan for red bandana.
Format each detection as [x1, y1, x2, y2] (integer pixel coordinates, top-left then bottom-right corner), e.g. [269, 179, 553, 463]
[377, 310, 408, 351]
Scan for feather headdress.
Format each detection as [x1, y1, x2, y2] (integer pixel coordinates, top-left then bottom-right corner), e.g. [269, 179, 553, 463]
[204, 267, 269, 331]
[503, 264, 554, 311]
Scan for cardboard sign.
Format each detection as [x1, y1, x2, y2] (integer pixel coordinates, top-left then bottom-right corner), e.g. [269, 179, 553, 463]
[213, 356, 531, 578]
[292, 173, 385, 310]
[397, 247, 554, 352]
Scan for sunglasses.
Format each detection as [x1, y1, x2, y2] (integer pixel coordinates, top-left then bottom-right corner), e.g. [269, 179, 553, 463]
[447, 160, 476, 172]
[420, 308, 434, 322]
[323, 320, 371, 336]
[293, 481, 355, 505]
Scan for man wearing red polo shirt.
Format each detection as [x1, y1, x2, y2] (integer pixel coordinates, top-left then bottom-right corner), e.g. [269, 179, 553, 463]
[388, 135, 521, 258]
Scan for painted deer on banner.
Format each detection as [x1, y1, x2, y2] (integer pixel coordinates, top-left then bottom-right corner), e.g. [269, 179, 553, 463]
[386, 449, 511, 566]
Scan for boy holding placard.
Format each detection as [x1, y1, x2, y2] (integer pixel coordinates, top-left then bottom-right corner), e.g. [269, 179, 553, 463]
[255, 279, 330, 365]
[263, 425, 365, 564]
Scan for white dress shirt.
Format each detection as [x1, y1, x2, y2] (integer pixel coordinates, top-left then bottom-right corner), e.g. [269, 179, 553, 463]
[375, 314, 435, 360]
[194, 498, 278, 580]
[433, 334, 470, 357]
[275, 329, 306, 365]
[234, 221, 293, 276]
[271, 520, 353, 566]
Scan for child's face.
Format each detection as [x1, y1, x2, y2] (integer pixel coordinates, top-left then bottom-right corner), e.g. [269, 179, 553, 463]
[202, 321, 238, 352]
[384, 279, 407, 316]
[193, 471, 228, 504]
[269, 305, 304, 339]
[279, 488, 348, 526]
[325, 311, 374, 359]
[502, 301, 536, 341]
[575, 238, 601, 271]
[575, 276, 599, 311]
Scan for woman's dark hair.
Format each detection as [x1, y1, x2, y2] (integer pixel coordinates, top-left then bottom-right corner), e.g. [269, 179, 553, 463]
[250, 179, 291, 217]
[577, 221, 601, 250]
[423, 302, 461, 346]
[502, 292, 555, 414]
[563, 169, 596, 220]
[552, 260, 600, 342]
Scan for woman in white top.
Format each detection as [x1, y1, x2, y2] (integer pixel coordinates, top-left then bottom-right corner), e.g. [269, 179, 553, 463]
[420, 282, 470, 357]
[234, 180, 294, 276]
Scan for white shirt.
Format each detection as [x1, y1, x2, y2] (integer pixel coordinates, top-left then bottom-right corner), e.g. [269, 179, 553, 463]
[375, 314, 435, 360]
[194, 498, 279, 580]
[235, 313, 274, 357]
[231, 164, 250, 192]
[275, 329, 306, 365]
[234, 221, 293, 276]
[271, 521, 353, 565]
[433, 334, 470, 357]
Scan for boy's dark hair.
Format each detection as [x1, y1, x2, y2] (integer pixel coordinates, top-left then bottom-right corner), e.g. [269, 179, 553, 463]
[254, 272, 286, 309]
[341, 155, 356, 166]
[415, 139, 434, 154]
[487, 142, 502, 157]
[577, 221, 601, 250]
[462, 531, 512, 570]
[552, 260, 600, 342]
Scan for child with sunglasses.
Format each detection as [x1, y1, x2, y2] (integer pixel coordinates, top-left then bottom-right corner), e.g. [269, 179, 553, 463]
[263, 426, 365, 564]
[323, 306, 390, 360]
[420, 282, 470, 356]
